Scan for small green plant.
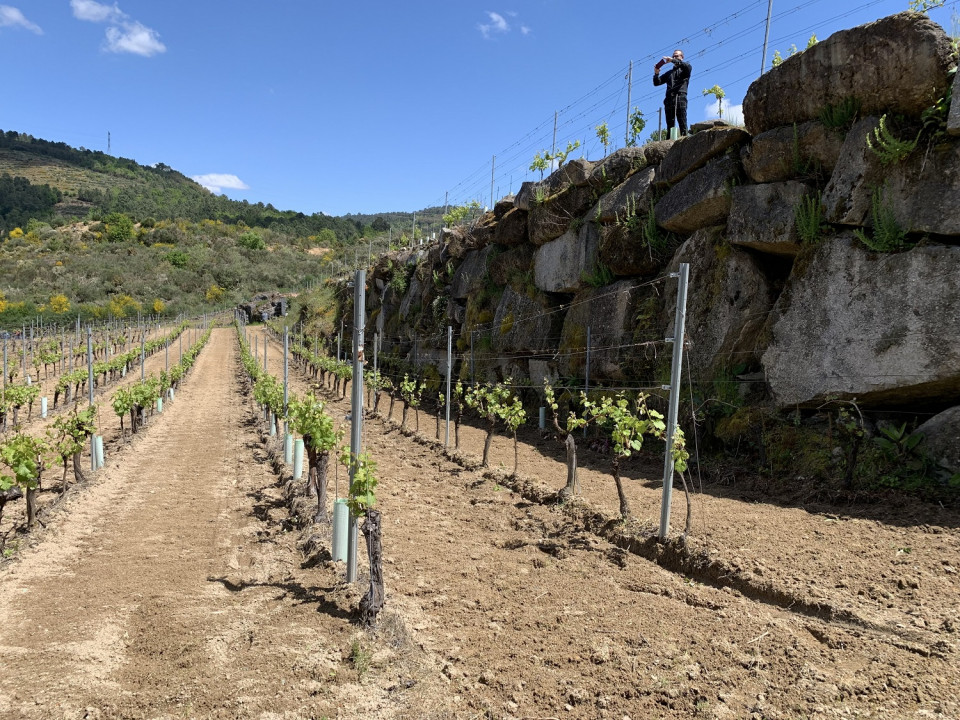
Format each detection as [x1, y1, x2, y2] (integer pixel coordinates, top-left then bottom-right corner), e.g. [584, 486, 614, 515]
[818, 97, 861, 134]
[795, 192, 827, 244]
[702, 85, 726, 118]
[553, 140, 581, 167]
[920, 66, 956, 138]
[595, 121, 611, 156]
[854, 187, 910, 252]
[529, 151, 549, 179]
[349, 638, 372, 677]
[641, 199, 670, 253]
[771, 49, 783, 68]
[866, 114, 919, 165]
[626, 107, 647, 147]
[580, 261, 614, 288]
[533, 186, 549, 206]
[442, 201, 481, 228]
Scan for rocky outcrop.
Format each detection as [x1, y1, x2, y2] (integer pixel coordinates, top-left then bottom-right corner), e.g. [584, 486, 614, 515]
[917, 406, 960, 473]
[528, 184, 596, 245]
[351, 11, 960, 488]
[728, 181, 810, 256]
[492, 287, 562, 354]
[949, 69, 960, 136]
[762, 236, 960, 408]
[743, 12, 954, 135]
[450, 247, 493, 300]
[656, 126, 750, 185]
[656, 155, 740, 234]
[822, 117, 960, 235]
[664, 228, 774, 375]
[590, 166, 656, 224]
[558, 280, 642, 379]
[492, 207, 528, 246]
[741, 121, 844, 183]
[533, 222, 599, 293]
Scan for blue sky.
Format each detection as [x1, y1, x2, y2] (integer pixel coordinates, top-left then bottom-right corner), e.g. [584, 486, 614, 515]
[1, 0, 957, 217]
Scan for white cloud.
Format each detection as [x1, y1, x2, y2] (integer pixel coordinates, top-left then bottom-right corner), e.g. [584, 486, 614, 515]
[71, 0, 165, 56]
[0, 5, 43, 34]
[704, 100, 744, 126]
[105, 21, 165, 56]
[478, 11, 509, 39]
[70, 0, 123, 23]
[192, 174, 250, 194]
[520, 25, 531, 35]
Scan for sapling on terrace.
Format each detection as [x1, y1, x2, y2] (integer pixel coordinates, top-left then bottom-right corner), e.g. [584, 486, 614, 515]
[0, 432, 47, 528]
[584, 391, 666, 520]
[49, 404, 97, 490]
[465, 380, 524, 469]
[399, 374, 426, 432]
[544, 381, 592, 499]
[289, 394, 342, 523]
[342, 450, 384, 628]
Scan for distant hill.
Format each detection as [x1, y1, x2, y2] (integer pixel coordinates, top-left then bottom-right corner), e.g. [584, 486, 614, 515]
[0, 129, 361, 241]
[0, 128, 451, 325]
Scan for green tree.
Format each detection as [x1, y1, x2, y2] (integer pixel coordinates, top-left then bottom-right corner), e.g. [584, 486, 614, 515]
[104, 212, 134, 243]
[238, 231, 266, 250]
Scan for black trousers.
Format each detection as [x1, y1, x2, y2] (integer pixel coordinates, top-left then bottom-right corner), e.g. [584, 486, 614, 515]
[664, 94, 688, 135]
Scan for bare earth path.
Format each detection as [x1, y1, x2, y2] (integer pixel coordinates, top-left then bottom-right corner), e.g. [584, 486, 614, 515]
[0, 329, 392, 719]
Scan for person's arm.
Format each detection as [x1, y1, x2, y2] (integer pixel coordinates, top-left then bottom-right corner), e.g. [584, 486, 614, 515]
[653, 57, 668, 86]
[674, 60, 692, 82]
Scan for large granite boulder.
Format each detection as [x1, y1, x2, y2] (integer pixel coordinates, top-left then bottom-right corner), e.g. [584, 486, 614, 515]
[588, 147, 647, 191]
[515, 181, 539, 212]
[762, 236, 960, 408]
[492, 207, 528, 246]
[547, 158, 595, 191]
[656, 127, 751, 185]
[590, 166, 656, 224]
[916, 406, 960, 473]
[528, 184, 596, 245]
[558, 280, 643, 379]
[489, 244, 535, 287]
[493, 195, 516, 219]
[663, 227, 774, 375]
[949, 68, 960, 136]
[823, 119, 960, 236]
[598, 222, 671, 277]
[741, 121, 844, 183]
[516, 160, 596, 210]
[655, 155, 741, 234]
[727, 181, 811, 256]
[450, 246, 494, 300]
[743, 13, 955, 135]
[492, 286, 563, 354]
[820, 116, 883, 226]
[534, 221, 599, 293]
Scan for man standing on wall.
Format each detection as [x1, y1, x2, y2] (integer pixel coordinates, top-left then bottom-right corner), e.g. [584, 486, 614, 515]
[653, 49, 692, 137]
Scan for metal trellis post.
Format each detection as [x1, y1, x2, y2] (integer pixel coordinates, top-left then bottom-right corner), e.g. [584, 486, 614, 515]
[659, 263, 690, 540]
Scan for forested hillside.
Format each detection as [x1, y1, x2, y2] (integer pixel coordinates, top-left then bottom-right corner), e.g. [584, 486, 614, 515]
[0, 129, 437, 325]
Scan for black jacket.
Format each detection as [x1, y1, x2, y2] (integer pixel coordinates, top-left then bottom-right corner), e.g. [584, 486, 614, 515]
[653, 60, 692, 98]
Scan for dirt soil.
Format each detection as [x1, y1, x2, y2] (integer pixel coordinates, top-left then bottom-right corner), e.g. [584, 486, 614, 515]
[0, 327, 957, 720]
